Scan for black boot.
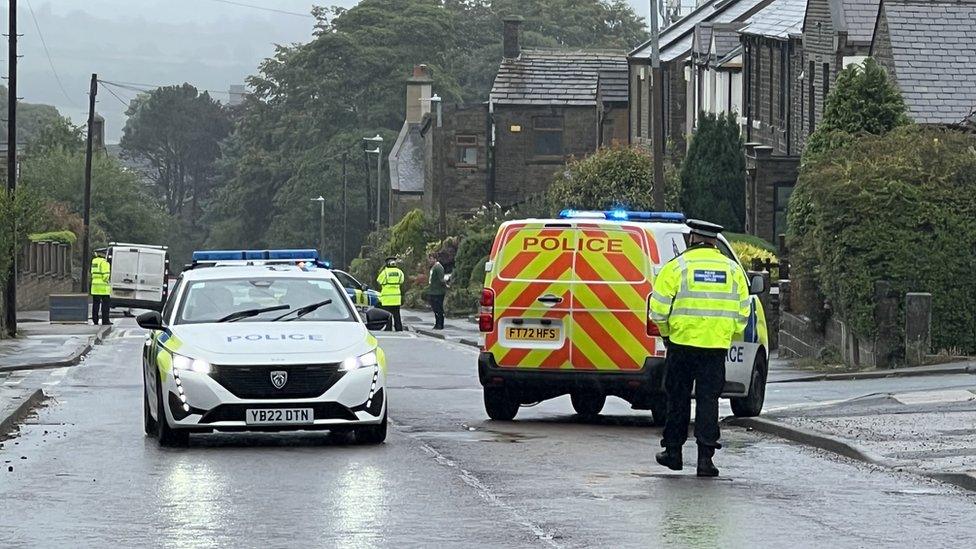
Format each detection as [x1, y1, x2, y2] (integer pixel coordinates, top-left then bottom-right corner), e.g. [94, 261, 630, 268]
[655, 446, 683, 471]
[697, 448, 719, 477]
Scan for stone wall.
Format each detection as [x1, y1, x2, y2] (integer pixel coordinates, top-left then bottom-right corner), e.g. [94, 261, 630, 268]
[17, 241, 74, 311]
[491, 105, 599, 207]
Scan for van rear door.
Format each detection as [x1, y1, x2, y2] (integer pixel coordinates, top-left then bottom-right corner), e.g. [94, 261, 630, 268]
[486, 222, 573, 369]
[110, 247, 166, 305]
[569, 224, 658, 371]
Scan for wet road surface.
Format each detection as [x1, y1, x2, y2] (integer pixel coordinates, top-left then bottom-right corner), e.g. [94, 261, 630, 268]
[1, 323, 974, 547]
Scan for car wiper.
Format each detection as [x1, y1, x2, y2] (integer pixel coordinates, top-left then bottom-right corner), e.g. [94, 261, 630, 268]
[217, 304, 290, 323]
[272, 299, 333, 322]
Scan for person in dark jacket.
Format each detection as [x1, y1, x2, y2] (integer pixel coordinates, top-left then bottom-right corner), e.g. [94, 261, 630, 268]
[427, 254, 447, 330]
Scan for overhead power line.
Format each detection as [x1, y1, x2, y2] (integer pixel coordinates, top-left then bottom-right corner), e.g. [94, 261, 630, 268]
[98, 81, 131, 108]
[25, 0, 78, 108]
[99, 79, 234, 97]
[203, 0, 315, 18]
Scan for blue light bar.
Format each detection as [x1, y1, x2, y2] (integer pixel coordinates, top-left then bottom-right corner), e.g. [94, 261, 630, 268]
[192, 249, 320, 263]
[557, 210, 686, 222]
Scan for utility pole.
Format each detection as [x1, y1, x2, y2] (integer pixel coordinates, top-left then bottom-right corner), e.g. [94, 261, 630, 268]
[81, 74, 97, 296]
[649, 1, 666, 211]
[4, 0, 18, 336]
[340, 152, 347, 268]
[375, 148, 382, 228]
[363, 151, 373, 232]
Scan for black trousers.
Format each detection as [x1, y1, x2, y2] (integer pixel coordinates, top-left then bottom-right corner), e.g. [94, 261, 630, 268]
[661, 342, 727, 455]
[428, 294, 445, 328]
[379, 305, 402, 332]
[91, 295, 111, 325]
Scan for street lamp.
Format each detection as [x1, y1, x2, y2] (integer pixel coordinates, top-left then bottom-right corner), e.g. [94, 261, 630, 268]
[364, 134, 384, 229]
[310, 196, 326, 258]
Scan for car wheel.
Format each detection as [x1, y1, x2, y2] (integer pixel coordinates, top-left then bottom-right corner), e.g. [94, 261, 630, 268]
[143, 367, 157, 436]
[650, 397, 668, 427]
[731, 353, 768, 418]
[355, 411, 388, 445]
[156, 371, 189, 447]
[570, 393, 606, 418]
[483, 387, 519, 421]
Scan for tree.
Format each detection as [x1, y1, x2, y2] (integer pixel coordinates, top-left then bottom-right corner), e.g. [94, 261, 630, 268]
[24, 116, 84, 156]
[804, 58, 909, 157]
[679, 112, 746, 231]
[548, 146, 680, 211]
[121, 84, 231, 218]
[209, 0, 648, 266]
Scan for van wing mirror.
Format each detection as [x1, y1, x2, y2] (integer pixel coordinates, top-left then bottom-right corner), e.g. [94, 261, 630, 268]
[749, 273, 766, 295]
[136, 311, 165, 331]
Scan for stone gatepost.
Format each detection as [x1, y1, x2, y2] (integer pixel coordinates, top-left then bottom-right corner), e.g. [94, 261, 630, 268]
[904, 292, 933, 367]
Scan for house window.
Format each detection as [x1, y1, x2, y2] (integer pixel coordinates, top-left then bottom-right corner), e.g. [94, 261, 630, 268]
[822, 62, 830, 103]
[754, 45, 762, 123]
[768, 44, 774, 122]
[534, 116, 563, 157]
[779, 44, 787, 122]
[808, 61, 815, 135]
[773, 183, 795, 239]
[456, 135, 478, 166]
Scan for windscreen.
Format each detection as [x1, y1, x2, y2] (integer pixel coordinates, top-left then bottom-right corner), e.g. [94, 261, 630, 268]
[176, 277, 354, 324]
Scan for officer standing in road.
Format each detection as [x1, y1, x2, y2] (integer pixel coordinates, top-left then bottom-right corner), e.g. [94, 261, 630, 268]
[649, 220, 750, 477]
[427, 253, 447, 330]
[90, 250, 113, 326]
[376, 256, 404, 331]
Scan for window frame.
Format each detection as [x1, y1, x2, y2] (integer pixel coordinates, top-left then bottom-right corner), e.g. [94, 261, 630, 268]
[532, 115, 564, 158]
[455, 134, 479, 167]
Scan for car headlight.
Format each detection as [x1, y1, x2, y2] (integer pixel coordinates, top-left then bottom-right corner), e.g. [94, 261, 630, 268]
[172, 353, 212, 374]
[340, 350, 378, 372]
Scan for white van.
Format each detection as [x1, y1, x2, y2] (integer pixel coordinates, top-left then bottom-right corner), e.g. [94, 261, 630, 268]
[106, 243, 170, 311]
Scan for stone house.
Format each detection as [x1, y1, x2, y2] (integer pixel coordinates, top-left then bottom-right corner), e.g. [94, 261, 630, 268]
[628, 0, 773, 155]
[689, 22, 747, 131]
[487, 17, 628, 207]
[870, 0, 976, 126]
[388, 65, 434, 223]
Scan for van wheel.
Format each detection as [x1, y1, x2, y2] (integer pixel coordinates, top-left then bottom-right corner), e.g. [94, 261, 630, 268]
[570, 393, 605, 418]
[650, 397, 668, 427]
[484, 388, 519, 421]
[156, 371, 189, 447]
[731, 353, 767, 418]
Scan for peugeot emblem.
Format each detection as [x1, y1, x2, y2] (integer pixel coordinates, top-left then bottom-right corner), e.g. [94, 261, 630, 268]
[270, 371, 288, 389]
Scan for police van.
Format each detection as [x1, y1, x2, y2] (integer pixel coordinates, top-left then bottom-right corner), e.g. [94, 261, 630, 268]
[477, 210, 768, 423]
[137, 249, 391, 446]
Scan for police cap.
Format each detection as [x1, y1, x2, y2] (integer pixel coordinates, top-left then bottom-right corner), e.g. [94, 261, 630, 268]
[385, 256, 398, 262]
[686, 219, 723, 239]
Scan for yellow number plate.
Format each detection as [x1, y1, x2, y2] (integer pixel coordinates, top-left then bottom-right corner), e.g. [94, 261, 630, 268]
[505, 326, 560, 342]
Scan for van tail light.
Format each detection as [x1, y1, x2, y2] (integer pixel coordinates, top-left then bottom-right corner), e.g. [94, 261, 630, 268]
[646, 295, 660, 336]
[479, 288, 495, 332]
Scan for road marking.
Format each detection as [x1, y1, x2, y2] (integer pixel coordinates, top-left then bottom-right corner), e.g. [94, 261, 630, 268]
[893, 389, 976, 405]
[416, 440, 561, 547]
[50, 367, 69, 378]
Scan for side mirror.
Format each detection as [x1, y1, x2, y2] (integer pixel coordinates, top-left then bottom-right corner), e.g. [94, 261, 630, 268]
[136, 310, 165, 330]
[363, 307, 391, 331]
[749, 273, 767, 295]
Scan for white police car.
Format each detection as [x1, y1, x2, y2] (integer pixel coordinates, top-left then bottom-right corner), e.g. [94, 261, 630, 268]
[138, 249, 390, 446]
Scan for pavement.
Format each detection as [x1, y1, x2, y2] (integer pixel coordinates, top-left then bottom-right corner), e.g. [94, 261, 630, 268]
[1, 321, 975, 546]
[0, 310, 113, 372]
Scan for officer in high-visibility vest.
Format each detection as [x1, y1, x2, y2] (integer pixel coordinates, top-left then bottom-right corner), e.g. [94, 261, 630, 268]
[649, 220, 750, 477]
[90, 250, 113, 326]
[376, 256, 405, 331]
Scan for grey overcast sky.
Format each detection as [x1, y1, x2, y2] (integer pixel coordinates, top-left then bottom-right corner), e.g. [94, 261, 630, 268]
[11, 1, 652, 142]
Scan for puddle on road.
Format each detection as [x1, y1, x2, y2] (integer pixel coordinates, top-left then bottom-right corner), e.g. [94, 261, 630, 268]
[411, 424, 543, 444]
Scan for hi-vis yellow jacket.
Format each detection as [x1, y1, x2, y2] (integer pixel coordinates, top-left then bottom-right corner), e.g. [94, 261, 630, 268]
[376, 266, 405, 307]
[90, 256, 112, 296]
[649, 245, 750, 350]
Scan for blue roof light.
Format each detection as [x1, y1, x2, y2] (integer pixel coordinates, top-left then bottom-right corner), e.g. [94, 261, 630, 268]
[192, 249, 320, 263]
[267, 249, 319, 260]
[557, 210, 686, 222]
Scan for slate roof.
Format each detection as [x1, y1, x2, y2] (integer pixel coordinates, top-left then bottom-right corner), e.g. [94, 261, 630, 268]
[694, 23, 714, 55]
[631, 0, 772, 62]
[740, 0, 806, 39]
[388, 122, 425, 193]
[712, 23, 746, 57]
[490, 49, 627, 106]
[877, 0, 976, 124]
[841, 0, 881, 44]
[597, 70, 629, 103]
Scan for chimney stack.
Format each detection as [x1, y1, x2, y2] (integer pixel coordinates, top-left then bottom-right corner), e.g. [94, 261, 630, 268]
[405, 64, 433, 124]
[503, 16, 522, 59]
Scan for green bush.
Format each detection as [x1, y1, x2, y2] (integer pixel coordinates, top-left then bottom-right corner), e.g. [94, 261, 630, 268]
[788, 127, 976, 353]
[0, 188, 45, 284]
[445, 287, 480, 317]
[549, 146, 680, 212]
[680, 112, 746, 231]
[29, 230, 77, 244]
[452, 233, 493, 288]
[726, 232, 775, 253]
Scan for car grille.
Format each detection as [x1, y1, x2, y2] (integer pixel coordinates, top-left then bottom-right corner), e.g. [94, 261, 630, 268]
[210, 364, 344, 399]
